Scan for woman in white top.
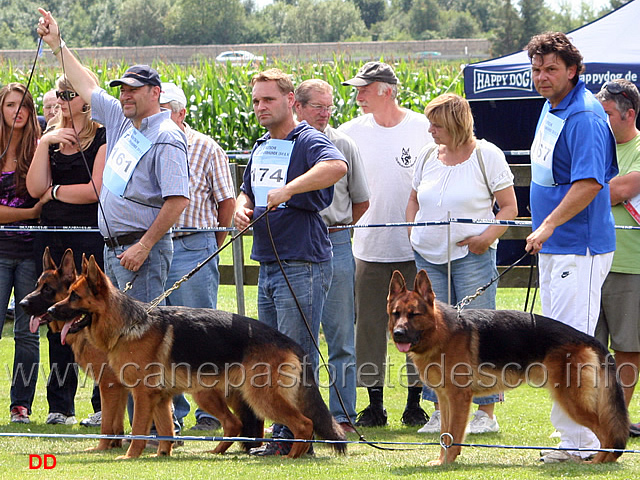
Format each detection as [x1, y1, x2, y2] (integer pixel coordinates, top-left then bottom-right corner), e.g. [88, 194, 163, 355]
[406, 93, 518, 435]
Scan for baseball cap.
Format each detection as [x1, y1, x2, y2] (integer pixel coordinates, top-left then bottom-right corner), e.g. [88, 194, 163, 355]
[160, 82, 187, 107]
[109, 65, 162, 88]
[342, 61, 398, 86]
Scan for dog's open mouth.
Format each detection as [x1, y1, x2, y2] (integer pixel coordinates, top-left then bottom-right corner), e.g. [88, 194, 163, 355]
[29, 314, 52, 334]
[392, 329, 421, 353]
[60, 314, 91, 345]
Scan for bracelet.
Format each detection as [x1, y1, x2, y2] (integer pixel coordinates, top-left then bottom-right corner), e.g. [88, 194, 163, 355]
[51, 39, 65, 56]
[138, 241, 151, 251]
[51, 184, 61, 201]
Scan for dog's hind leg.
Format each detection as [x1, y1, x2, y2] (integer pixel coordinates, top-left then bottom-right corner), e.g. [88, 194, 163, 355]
[192, 389, 243, 454]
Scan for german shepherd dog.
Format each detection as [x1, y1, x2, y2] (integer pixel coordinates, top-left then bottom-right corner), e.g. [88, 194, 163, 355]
[46, 254, 346, 459]
[19, 248, 128, 451]
[388, 269, 628, 465]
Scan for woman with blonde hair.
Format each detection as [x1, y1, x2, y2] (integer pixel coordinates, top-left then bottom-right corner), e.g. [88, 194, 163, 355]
[406, 93, 518, 435]
[27, 70, 106, 426]
[0, 82, 42, 424]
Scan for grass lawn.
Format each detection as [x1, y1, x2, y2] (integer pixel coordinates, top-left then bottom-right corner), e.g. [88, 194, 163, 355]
[0, 274, 638, 478]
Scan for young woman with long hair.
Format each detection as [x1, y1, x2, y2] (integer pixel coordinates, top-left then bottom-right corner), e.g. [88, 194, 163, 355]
[27, 70, 106, 426]
[0, 82, 42, 424]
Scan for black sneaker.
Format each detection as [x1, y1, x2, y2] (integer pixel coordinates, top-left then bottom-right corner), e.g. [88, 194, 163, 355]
[249, 439, 292, 456]
[354, 405, 388, 427]
[401, 404, 429, 426]
[630, 422, 640, 437]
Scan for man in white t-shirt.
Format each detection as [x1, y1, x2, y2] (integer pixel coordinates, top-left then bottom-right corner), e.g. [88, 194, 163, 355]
[339, 62, 433, 427]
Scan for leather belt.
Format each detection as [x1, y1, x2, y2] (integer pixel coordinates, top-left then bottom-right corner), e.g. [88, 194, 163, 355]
[104, 231, 145, 248]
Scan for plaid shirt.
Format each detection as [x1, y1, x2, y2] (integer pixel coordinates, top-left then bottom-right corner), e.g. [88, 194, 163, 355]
[177, 123, 234, 229]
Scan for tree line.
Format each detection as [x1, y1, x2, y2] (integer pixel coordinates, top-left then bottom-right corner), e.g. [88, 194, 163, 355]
[1, 0, 629, 56]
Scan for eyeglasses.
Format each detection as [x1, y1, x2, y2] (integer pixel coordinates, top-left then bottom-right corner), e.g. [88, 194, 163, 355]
[602, 82, 636, 112]
[307, 103, 334, 113]
[56, 90, 80, 101]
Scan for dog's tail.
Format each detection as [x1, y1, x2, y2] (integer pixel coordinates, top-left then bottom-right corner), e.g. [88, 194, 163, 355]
[598, 353, 629, 460]
[300, 362, 347, 454]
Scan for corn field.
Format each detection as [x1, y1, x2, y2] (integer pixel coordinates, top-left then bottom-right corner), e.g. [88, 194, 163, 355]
[1, 56, 465, 157]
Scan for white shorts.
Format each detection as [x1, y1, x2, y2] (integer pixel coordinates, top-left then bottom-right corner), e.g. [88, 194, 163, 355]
[538, 251, 613, 336]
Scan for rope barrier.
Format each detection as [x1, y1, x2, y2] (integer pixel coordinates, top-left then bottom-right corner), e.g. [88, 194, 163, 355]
[0, 431, 638, 456]
[3, 219, 639, 232]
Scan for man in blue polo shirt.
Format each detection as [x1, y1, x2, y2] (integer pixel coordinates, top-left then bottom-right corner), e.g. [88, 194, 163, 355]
[234, 68, 347, 456]
[524, 32, 618, 464]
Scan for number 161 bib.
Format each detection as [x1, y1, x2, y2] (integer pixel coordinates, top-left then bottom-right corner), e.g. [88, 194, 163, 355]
[103, 127, 152, 197]
[251, 138, 294, 207]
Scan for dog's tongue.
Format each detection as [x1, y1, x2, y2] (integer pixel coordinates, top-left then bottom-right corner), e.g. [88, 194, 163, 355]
[60, 322, 72, 346]
[395, 342, 411, 353]
[29, 315, 41, 334]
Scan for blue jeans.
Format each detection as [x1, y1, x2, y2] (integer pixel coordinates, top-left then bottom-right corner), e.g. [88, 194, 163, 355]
[104, 234, 172, 304]
[258, 259, 331, 440]
[166, 232, 220, 422]
[0, 256, 40, 414]
[166, 232, 219, 309]
[321, 230, 357, 424]
[414, 249, 502, 405]
[258, 260, 332, 373]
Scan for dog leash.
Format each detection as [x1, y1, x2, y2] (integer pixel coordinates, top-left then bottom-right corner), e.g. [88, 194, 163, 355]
[145, 209, 271, 310]
[455, 250, 532, 312]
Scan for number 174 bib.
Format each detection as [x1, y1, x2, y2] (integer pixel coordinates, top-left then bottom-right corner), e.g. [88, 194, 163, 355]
[251, 138, 294, 208]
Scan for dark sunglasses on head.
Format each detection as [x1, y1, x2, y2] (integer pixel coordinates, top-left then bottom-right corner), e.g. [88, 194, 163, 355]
[602, 82, 636, 111]
[56, 90, 79, 101]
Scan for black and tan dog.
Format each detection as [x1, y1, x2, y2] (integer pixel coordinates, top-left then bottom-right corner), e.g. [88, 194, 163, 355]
[47, 254, 346, 459]
[388, 269, 628, 465]
[19, 248, 128, 451]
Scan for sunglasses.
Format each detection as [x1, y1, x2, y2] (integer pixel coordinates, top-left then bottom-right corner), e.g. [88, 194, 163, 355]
[56, 90, 80, 101]
[602, 82, 636, 111]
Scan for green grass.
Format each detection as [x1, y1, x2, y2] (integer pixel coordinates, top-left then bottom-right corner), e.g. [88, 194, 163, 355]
[0, 287, 638, 479]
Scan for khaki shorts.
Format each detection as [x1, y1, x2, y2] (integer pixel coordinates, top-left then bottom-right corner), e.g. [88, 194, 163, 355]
[596, 272, 640, 352]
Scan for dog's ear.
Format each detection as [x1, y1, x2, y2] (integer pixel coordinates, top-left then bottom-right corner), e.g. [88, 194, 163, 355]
[86, 255, 102, 291]
[59, 249, 77, 284]
[414, 269, 435, 305]
[388, 270, 407, 301]
[81, 253, 89, 275]
[43, 246, 57, 272]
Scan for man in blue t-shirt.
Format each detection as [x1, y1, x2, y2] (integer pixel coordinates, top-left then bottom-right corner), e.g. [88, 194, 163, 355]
[234, 68, 347, 456]
[525, 32, 618, 464]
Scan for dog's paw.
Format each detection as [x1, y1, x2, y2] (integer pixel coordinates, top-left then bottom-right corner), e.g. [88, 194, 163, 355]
[427, 459, 444, 466]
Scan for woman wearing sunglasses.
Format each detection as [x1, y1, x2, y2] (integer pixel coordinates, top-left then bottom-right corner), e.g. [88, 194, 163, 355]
[26, 69, 106, 427]
[0, 83, 43, 425]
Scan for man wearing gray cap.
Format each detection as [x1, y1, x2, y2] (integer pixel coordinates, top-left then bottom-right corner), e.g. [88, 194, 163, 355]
[38, 9, 189, 305]
[160, 82, 235, 431]
[339, 61, 432, 427]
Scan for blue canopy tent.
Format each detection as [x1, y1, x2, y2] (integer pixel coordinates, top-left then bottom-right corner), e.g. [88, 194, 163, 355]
[462, 0, 640, 265]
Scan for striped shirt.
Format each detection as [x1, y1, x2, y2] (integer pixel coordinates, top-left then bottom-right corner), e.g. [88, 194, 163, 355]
[176, 124, 235, 230]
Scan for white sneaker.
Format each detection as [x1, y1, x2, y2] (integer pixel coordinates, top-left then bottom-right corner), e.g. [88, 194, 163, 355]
[417, 410, 441, 433]
[80, 411, 102, 427]
[46, 412, 77, 425]
[465, 410, 499, 434]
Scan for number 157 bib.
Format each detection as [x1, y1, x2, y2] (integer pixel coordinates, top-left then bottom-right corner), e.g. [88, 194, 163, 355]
[251, 139, 294, 207]
[103, 127, 152, 197]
